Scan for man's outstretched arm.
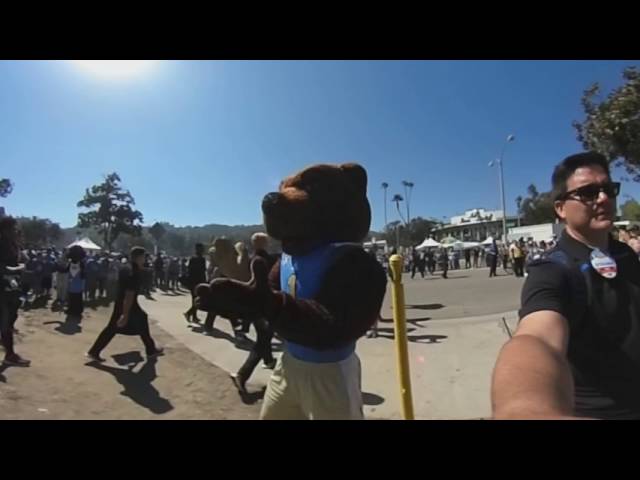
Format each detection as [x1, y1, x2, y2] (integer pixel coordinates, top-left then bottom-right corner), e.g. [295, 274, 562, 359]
[491, 310, 576, 419]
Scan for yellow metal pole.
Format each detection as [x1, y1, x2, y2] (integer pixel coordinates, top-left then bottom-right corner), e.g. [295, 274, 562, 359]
[389, 254, 415, 420]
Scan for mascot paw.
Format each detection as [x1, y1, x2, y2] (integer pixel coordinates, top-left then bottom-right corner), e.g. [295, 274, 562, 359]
[193, 258, 272, 318]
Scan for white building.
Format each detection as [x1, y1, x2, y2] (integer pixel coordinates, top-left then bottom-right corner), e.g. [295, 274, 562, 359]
[450, 208, 505, 226]
[432, 208, 518, 242]
[508, 223, 558, 243]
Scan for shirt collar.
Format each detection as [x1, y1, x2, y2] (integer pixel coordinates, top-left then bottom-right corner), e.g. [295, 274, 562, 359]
[558, 230, 622, 261]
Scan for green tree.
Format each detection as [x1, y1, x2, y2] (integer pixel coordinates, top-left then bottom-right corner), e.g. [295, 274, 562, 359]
[380, 217, 437, 247]
[149, 222, 167, 249]
[166, 230, 187, 255]
[381, 221, 401, 246]
[17, 216, 62, 247]
[0, 178, 13, 198]
[516, 195, 523, 225]
[406, 216, 437, 245]
[620, 198, 640, 221]
[48, 223, 62, 243]
[573, 66, 640, 180]
[77, 173, 144, 251]
[391, 193, 406, 225]
[519, 184, 556, 225]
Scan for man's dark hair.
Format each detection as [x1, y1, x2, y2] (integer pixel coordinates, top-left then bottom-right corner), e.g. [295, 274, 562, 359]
[130, 246, 146, 260]
[0, 215, 17, 233]
[195, 243, 204, 253]
[551, 152, 611, 201]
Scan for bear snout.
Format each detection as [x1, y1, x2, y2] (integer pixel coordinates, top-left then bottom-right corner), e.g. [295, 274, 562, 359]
[261, 192, 282, 215]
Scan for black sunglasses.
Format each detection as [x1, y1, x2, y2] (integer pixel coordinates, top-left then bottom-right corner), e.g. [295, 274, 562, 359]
[560, 182, 620, 202]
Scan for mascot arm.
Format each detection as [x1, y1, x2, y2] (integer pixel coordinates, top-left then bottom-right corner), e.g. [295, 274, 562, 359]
[269, 249, 386, 349]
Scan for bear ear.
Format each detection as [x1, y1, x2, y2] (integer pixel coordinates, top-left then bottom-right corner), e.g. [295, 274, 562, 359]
[340, 163, 367, 195]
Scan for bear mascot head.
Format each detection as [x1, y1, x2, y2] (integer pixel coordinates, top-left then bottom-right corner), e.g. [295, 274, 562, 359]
[262, 162, 371, 254]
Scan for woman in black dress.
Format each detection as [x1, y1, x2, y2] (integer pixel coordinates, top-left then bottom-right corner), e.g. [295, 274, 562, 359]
[86, 246, 163, 362]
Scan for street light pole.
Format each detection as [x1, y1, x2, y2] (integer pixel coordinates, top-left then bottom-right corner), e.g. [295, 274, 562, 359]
[498, 157, 508, 244]
[489, 134, 515, 244]
[382, 182, 389, 228]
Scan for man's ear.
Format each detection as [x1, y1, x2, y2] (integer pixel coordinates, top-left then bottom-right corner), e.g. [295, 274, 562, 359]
[554, 200, 566, 222]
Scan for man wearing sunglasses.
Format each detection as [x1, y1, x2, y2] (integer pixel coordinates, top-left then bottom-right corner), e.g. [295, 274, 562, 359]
[492, 152, 640, 419]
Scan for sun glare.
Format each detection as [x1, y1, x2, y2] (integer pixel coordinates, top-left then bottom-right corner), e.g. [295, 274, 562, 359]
[71, 60, 157, 79]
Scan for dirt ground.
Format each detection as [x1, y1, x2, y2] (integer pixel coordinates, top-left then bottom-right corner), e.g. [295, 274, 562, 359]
[0, 298, 261, 420]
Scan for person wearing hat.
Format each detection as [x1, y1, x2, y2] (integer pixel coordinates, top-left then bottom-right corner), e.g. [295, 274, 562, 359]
[492, 152, 640, 419]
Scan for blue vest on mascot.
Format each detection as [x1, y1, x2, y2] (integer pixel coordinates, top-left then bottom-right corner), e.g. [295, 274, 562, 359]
[280, 243, 359, 363]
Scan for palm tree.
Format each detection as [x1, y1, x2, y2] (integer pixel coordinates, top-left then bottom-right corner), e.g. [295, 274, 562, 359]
[515, 196, 523, 227]
[392, 194, 406, 248]
[392, 194, 407, 224]
[402, 180, 414, 224]
[381, 182, 389, 229]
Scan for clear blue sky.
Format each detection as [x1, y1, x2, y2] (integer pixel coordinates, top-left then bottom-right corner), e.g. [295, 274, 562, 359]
[2, 60, 639, 230]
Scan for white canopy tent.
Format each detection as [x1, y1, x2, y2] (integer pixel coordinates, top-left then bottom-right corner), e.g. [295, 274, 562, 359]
[451, 240, 465, 250]
[440, 238, 481, 250]
[481, 236, 502, 246]
[440, 236, 457, 245]
[416, 237, 441, 250]
[67, 237, 102, 252]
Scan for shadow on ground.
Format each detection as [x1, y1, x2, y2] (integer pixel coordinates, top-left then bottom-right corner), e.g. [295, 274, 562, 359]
[159, 290, 187, 297]
[85, 297, 113, 311]
[379, 316, 431, 326]
[189, 324, 284, 353]
[406, 303, 445, 310]
[86, 354, 173, 415]
[376, 329, 448, 344]
[43, 314, 83, 335]
[362, 391, 385, 406]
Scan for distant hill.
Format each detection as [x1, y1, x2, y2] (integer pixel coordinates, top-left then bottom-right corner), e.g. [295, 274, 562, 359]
[58, 222, 384, 256]
[58, 222, 269, 256]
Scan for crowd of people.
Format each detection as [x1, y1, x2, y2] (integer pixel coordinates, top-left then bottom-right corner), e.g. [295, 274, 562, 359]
[0, 221, 279, 398]
[5, 152, 640, 420]
[11, 248, 192, 312]
[370, 238, 561, 281]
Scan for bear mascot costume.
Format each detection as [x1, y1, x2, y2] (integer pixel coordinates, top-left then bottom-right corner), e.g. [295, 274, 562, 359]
[211, 238, 250, 282]
[196, 163, 387, 419]
[203, 238, 251, 333]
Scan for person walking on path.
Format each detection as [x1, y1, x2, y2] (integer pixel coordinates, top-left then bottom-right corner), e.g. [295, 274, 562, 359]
[488, 239, 498, 277]
[229, 233, 278, 394]
[183, 243, 207, 323]
[86, 246, 163, 362]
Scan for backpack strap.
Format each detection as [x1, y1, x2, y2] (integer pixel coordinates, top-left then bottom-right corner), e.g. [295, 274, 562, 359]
[528, 248, 593, 335]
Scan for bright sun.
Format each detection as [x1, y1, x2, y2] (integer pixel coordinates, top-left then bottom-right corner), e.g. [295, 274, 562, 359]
[71, 60, 157, 79]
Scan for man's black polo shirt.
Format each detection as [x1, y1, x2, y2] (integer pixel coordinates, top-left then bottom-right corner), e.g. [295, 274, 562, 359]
[520, 231, 640, 419]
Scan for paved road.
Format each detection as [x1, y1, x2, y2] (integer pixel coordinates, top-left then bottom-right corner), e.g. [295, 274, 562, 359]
[397, 266, 524, 320]
[140, 268, 525, 419]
